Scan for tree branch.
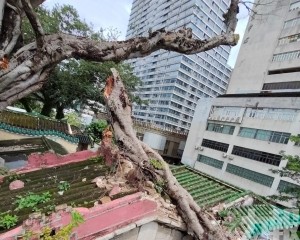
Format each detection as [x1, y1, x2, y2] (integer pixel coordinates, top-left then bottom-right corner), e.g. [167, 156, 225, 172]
[0, 0, 241, 110]
[0, 0, 6, 33]
[21, 0, 44, 48]
[3, 3, 21, 55]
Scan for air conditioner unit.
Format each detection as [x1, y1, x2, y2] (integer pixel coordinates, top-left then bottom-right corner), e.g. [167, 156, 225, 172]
[222, 153, 227, 158]
[195, 146, 204, 151]
[228, 155, 234, 160]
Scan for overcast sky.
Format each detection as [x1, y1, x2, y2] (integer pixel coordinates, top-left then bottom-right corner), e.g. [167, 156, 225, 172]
[43, 0, 250, 68]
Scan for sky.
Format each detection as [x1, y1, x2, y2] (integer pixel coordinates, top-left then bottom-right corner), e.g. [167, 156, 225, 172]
[43, 0, 250, 68]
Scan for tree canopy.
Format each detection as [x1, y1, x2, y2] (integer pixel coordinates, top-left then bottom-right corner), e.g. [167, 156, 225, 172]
[17, 4, 140, 119]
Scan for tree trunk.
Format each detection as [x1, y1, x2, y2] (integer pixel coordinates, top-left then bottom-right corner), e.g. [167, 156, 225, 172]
[40, 102, 53, 117]
[55, 104, 64, 119]
[102, 69, 228, 240]
[19, 98, 32, 112]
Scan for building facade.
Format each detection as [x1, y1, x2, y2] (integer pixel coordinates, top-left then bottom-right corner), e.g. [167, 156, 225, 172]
[182, 94, 300, 201]
[182, 0, 300, 205]
[227, 0, 300, 94]
[126, 0, 232, 131]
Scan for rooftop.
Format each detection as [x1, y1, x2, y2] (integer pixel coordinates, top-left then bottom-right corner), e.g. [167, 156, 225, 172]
[172, 166, 300, 239]
[0, 157, 110, 234]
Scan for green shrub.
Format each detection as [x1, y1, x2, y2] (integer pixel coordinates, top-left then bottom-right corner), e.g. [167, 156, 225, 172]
[14, 192, 51, 211]
[58, 181, 70, 192]
[85, 120, 108, 146]
[150, 159, 164, 170]
[0, 214, 18, 229]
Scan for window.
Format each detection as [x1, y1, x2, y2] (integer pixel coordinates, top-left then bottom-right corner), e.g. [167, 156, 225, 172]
[232, 146, 282, 166]
[226, 164, 274, 187]
[283, 17, 300, 29]
[272, 51, 300, 62]
[238, 128, 256, 138]
[263, 81, 300, 90]
[277, 180, 300, 191]
[201, 139, 229, 152]
[206, 123, 235, 135]
[238, 127, 291, 144]
[197, 155, 224, 169]
[278, 33, 300, 45]
[290, 1, 300, 10]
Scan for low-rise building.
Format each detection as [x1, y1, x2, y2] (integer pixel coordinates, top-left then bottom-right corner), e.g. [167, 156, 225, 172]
[182, 93, 300, 203]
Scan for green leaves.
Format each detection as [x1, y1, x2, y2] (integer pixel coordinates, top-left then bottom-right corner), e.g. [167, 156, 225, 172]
[14, 192, 52, 211]
[85, 120, 108, 146]
[150, 159, 164, 170]
[58, 181, 71, 192]
[0, 214, 18, 230]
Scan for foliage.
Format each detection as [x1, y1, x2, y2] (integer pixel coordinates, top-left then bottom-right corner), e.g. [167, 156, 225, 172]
[154, 179, 166, 194]
[58, 181, 71, 192]
[85, 120, 108, 146]
[218, 209, 229, 218]
[64, 112, 82, 128]
[0, 167, 9, 176]
[40, 211, 84, 240]
[223, 216, 241, 232]
[22, 5, 95, 45]
[0, 214, 18, 230]
[18, 5, 141, 119]
[14, 192, 51, 211]
[89, 156, 104, 164]
[270, 135, 300, 206]
[150, 159, 164, 170]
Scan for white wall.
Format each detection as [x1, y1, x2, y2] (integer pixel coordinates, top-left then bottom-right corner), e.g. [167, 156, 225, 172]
[143, 132, 167, 151]
[182, 96, 300, 200]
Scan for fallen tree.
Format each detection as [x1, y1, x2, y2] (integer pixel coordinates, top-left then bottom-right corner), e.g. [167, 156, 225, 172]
[0, 0, 241, 239]
[101, 69, 229, 239]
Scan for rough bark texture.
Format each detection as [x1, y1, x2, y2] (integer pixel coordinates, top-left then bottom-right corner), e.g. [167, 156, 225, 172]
[103, 69, 228, 240]
[0, 0, 239, 110]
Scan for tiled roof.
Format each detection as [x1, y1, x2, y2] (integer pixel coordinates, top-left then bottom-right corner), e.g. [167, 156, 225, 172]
[0, 158, 110, 234]
[172, 166, 300, 239]
[0, 137, 68, 156]
[230, 204, 300, 239]
[171, 166, 248, 208]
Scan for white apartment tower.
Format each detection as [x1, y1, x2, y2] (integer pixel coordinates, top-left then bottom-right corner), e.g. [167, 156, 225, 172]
[182, 0, 300, 205]
[126, 0, 232, 132]
[228, 0, 300, 94]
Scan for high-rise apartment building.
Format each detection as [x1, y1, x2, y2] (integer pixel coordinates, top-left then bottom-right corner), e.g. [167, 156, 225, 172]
[227, 0, 300, 94]
[182, 0, 300, 204]
[126, 0, 232, 132]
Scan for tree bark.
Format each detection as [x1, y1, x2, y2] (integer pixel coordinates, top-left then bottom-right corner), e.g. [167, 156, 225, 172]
[103, 69, 228, 240]
[0, 0, 239, 110]
[40, 101, 53, 117]
[19, 98, 32, 112]
[55, 104, 64, 120]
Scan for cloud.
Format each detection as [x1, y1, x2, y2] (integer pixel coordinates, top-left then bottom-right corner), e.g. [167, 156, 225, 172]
[43, 0, 132, 39]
